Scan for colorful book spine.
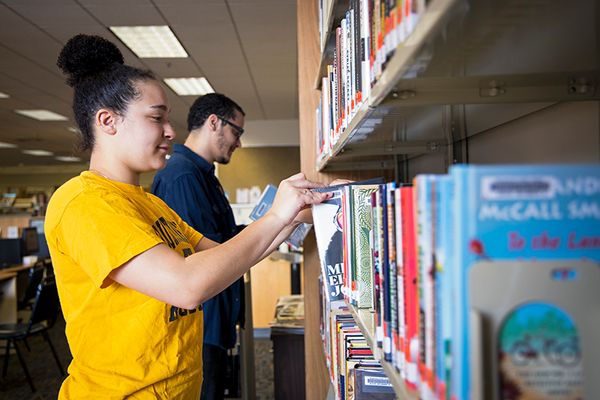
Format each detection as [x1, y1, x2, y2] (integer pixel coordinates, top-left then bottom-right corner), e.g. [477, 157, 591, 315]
[385, 182, 398, 365]
[415, 175, 438, 400]
[435, 175, 454, 400]
[400, 186, 418, 389]
[394, 187, 406, 376]
[371, 189, 384, 347]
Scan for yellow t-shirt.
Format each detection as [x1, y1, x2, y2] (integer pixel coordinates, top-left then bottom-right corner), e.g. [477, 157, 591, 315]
[45, 171, 205, 399]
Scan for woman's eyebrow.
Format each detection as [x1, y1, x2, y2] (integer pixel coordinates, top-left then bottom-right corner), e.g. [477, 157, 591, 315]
[150, 104, 170, 112]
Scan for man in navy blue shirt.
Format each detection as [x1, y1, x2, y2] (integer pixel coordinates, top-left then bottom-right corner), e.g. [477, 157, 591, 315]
[151, 93, 246, 400]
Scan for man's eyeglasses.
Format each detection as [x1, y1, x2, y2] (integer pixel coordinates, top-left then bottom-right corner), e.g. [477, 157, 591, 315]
[218, 117, 244, 139]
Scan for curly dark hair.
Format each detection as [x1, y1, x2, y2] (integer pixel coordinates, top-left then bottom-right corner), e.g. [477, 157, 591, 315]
[187, 93, 245, 133]
[57, 34, 156, 151]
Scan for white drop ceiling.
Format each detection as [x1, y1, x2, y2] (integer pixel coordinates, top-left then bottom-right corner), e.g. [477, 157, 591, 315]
[0, 0, 299, 168]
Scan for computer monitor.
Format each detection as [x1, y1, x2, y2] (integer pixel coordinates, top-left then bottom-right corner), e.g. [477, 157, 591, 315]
[21, 227, 40, 256]
[0, 238, 22, 268]
[35, 232, 50, 259]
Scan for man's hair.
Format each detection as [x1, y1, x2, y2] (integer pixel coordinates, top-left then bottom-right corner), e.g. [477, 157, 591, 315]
[187, 93, 245, 132]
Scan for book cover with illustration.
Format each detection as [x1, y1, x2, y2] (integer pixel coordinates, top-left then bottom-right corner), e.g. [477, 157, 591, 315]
[313, 187, 345, 302]
[450, 164, 600, 400]
[470, 260, 600, 400]
[351, 184, 380, 309]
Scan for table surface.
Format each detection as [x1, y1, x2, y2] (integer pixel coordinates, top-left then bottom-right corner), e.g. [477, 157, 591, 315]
[2, 264, 34, 274]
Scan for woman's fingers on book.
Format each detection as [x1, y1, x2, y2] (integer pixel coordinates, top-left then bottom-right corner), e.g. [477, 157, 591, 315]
[330, 178, 353, 186]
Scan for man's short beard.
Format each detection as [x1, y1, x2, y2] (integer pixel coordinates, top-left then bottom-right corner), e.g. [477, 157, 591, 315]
[215, 130, 231, 164]
[216, 156, 230, 164]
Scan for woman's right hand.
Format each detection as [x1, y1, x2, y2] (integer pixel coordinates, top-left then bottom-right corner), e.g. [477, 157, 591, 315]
[267, 173, 330, 226]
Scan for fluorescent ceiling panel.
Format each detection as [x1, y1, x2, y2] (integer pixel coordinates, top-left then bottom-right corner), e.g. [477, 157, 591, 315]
[22, 149, 54, 156]
[0, 141, 17, 148]
[56, 156, 81, 162]
[164, 77, 214, 96]
[15, 109, 68, 121]
[0, 92, 9, 98]
[110, 26, 188, 58]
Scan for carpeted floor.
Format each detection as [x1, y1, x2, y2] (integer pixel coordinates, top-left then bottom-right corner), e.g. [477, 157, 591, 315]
[0, 314, 275, 399]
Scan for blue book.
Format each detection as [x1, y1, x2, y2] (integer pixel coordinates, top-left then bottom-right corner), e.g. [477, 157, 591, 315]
[415, 174, 439, 400]
[434, 175, 454, 399]
[249, 184, 277, 220]
[450, 164, 600, 400]
[249, 184, 312, 249]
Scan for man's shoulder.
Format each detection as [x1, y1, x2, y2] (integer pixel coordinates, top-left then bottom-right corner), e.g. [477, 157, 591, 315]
[155, 153, 196, 179]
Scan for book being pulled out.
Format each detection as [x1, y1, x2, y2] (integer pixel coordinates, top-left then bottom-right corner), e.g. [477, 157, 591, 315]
[249, 184, 312, 249]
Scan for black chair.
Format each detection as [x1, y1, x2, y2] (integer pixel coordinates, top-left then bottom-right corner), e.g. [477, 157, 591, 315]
[17, 263, 45, 311]
[0, 277, 65, 392]
[41, 258, 54, 279]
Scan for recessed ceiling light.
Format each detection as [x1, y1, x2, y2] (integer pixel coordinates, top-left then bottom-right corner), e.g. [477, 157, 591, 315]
[0, 92, 9, 99]
[164, 78, 214, 96]
[55, 156, 81, 162]
[22, 149, 54, 156]
[110, 25, 188, 58]
[0, 141, 17, 148]
[67, 127, 80, 134]
[15, 109, 68, 121]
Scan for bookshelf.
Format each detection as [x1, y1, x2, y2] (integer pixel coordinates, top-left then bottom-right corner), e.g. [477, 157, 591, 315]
[298, 0, 598, 399]
[312, 0, 599, 173]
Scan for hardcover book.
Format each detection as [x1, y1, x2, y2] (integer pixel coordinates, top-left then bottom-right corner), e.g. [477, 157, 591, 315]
[450, 164, 600, 400]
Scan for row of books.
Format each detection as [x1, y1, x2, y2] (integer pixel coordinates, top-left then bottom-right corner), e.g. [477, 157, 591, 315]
[316, 0, 427, 161]
[312, 164, 600, 400]
[319, 293, 396, 400]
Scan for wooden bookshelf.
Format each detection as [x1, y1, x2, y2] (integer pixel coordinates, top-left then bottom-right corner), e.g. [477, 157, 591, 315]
[298, 0, 599, 398]
[315, 0, 344, 89]
[311, 0, 600, 173]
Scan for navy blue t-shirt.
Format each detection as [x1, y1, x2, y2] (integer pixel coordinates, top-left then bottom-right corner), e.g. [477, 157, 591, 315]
[151, 143, 244, 349]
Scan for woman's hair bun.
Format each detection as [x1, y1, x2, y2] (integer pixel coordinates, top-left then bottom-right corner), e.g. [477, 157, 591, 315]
[57, 34, 124, 86]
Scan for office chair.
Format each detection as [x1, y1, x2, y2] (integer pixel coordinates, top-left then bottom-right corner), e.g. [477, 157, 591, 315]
[0, 277, 65, 392]
[17, 263, 45, 311]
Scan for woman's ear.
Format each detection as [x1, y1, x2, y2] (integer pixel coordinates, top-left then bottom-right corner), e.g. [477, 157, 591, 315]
[95, 108, 118, 136]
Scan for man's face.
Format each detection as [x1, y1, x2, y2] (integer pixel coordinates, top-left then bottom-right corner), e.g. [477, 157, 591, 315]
[215, 109, 244, 164]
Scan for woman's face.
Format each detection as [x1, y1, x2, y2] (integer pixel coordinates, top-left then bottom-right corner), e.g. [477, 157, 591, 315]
[113, 79, 175, 173]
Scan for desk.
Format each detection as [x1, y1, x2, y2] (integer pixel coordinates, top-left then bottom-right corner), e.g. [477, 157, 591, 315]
[0, 271, 17, 324]
[271, 326, 305, 400]
[0, 264, 35, 324]
[3, 264, 34, 274]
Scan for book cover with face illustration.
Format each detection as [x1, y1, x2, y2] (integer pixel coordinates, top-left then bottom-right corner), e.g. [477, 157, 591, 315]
[313, 187, 345, 302]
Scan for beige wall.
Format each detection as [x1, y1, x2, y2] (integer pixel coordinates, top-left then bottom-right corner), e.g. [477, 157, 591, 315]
[217, 146, 301, 199]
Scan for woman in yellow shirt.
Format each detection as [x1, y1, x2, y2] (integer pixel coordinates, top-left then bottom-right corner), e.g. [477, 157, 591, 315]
[45, 34, 329, 399]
